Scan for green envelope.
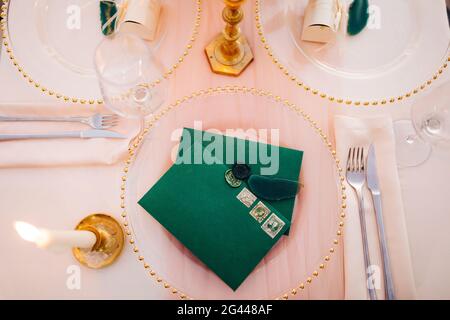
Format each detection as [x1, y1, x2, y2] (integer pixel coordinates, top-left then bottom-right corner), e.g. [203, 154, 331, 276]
[176, 128, 304, 234]
[138, 144, 290, 290]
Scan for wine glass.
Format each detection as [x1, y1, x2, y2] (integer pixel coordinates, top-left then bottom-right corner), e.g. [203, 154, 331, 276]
[394, 80, 450, 168]
[94, 33, 167, 119]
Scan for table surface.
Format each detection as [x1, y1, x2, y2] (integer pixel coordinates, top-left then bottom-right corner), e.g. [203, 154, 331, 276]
[0, 0, 449, 299]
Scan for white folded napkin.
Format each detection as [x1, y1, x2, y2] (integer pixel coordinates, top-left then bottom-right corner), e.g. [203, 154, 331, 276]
[0, 104, 140, 168]
[333, 115, 416, 299]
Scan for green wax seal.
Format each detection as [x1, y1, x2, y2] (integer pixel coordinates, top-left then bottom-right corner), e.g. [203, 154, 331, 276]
[225, 169, 242, 188]
[232, 163, 251, 180]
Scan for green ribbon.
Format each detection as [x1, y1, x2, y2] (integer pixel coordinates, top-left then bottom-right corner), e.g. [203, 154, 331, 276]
[347, 0, 369, 36]
[247, 175, 299, 201]
[100, 1, 118, 36]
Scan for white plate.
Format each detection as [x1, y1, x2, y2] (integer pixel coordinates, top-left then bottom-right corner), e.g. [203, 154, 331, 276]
[6, 0, 200, 101]
[123, 89, 345, 299]
[258, 0, 450, 101]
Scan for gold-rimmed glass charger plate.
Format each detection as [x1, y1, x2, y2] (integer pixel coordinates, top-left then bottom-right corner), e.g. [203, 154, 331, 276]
[5, 0, 200, 102]
[123, 88, 345, 299]
[258, 0, 450, 102]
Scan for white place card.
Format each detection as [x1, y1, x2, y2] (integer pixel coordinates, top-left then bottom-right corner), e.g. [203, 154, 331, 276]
[119, 0, 161, 41]
[301, 0, 342, 44]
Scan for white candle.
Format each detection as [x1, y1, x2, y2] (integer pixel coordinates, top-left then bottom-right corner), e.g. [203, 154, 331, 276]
[15, 221, 97, 253]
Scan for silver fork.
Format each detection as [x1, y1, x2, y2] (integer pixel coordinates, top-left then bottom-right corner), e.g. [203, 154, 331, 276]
[346, 147, 378, 300]
[0, 114, 119, 130]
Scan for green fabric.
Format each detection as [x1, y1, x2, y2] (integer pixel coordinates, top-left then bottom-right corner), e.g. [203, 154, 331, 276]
[177, 128, 304, 234]
[100, 1, 117, 36]
[138, 142, 290, 290]
[347, 0, 369, 36]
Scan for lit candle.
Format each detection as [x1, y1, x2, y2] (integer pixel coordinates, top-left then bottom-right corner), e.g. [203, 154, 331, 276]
[15, 221, 97, 253]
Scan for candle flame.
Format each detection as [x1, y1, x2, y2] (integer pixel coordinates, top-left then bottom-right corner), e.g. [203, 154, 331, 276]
[14, 221, 43, 243]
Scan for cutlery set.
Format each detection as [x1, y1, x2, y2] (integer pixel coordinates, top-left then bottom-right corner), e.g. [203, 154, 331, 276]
[346, 144, 395, 300]
[0, 114, 126, 140]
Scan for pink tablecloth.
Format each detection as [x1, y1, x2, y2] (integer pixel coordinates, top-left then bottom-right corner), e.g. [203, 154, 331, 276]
[0, 0, 449, 299]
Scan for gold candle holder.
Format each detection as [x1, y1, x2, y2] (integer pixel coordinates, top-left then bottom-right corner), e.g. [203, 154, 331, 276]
[205, 0, 254, 76]
[72, 213, 124, 269]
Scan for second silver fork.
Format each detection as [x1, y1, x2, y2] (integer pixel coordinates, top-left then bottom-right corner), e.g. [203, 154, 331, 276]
[346, 147, 378, 300]
[0, 113, 119, 130]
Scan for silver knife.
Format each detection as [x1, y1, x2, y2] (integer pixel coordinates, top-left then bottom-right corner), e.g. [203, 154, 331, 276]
[0, 129, 127, 140]
[366, 144, 396, 300]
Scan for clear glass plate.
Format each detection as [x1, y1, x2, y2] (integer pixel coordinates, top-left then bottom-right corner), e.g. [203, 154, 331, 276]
[259, 0, 450, 100]
[124, 90, 343, 299]
[33, 0, 167, 76]
[6, 0, 199, 99]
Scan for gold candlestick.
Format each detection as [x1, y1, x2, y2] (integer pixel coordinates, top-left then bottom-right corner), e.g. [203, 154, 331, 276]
[205, 0, 254, 76]
[72, 213, 124, 269]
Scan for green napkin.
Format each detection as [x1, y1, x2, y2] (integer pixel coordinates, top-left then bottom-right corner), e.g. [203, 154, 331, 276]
[138, 143, 290, 290]
[177, 128, 304, 234]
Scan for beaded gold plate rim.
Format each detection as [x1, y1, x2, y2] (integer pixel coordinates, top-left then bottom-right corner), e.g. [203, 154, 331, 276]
[254, 0, 450, 107]
[119, 85, 348, 300]
[0, 0, 202, 105]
